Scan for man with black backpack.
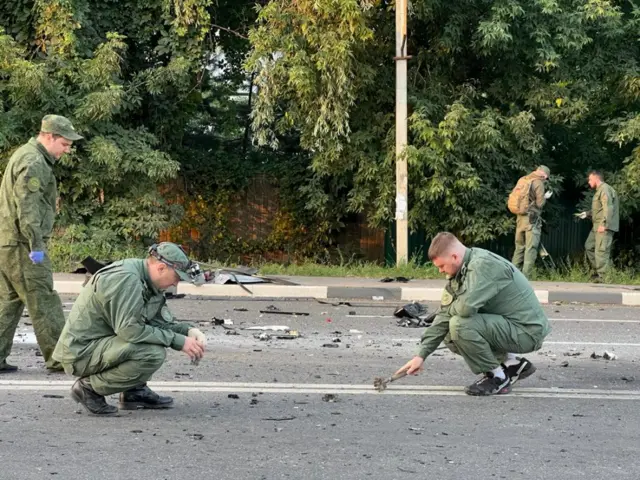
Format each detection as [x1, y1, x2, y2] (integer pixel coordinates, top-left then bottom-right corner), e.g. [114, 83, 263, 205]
[507, 166, 552, 278]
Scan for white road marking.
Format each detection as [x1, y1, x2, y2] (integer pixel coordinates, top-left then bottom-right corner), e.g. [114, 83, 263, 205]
[545, 341, 640, 346]
[0, 380, 638, 400]
[350, 315, 640, 323]
[390, 338, 640, 347]
[14, 331, 640, 348]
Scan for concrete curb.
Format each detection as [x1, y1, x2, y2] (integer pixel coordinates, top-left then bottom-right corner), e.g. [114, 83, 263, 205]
[51, 280, 640, 306]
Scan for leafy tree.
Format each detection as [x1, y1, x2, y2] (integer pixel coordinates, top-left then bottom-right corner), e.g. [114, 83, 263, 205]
[0, 0, 214, 247]
[246, 0, 640, 245]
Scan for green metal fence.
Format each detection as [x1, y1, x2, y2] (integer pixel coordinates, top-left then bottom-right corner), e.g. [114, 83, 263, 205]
[384, 208, 635, 267]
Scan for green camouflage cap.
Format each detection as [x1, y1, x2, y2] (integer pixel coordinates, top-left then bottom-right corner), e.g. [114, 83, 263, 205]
[151, 242, 193, 282]
[41, 114, 83, 141]
[537, 165, 551, 178]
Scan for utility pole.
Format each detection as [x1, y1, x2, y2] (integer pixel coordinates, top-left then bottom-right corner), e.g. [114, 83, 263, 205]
[394, 0, 410, 265]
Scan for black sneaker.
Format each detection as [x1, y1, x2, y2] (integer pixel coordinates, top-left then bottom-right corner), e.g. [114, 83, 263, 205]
[465, 372, 511, 396]
[502, 357, 536, 384]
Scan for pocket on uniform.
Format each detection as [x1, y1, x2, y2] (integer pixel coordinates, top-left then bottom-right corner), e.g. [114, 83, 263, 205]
[22, 260, 54, 293]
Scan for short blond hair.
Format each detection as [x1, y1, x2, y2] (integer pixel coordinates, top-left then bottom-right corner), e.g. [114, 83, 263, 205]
[428, 232, 460, 260]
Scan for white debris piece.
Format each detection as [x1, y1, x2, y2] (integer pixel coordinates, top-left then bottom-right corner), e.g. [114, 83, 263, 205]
[244, 326, 290, 332]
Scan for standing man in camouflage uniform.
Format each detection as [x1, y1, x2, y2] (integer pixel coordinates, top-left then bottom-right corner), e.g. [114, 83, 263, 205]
[52, 242, 207, 416]
[510, 165, 552, 278]
[576, 170, 619, 282]
[0, 115, 83, 373]
[395, 232, 551, 396]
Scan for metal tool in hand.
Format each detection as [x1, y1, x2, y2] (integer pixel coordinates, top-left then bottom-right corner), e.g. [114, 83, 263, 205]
[373, 370, 408, 392]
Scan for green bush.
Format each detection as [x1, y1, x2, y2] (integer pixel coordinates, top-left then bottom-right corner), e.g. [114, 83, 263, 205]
[48, 225, 146, 273]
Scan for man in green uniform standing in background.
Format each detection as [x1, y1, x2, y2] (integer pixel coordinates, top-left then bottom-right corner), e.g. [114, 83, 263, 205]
[509, 165, 552, 278]
[53, 242, 207, 416]
[576, 170, 619, 282]
[395, 232, 551, 396]
[0, 115, 83, 373]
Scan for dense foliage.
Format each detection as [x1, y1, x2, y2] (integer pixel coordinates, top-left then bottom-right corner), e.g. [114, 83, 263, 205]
[2, 0, 639, 268]
[248, 0, 640, 245]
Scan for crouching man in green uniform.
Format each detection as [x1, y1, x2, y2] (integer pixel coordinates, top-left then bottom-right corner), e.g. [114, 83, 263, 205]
[52, 242, 207, 415]
[395, 232, 551, 396]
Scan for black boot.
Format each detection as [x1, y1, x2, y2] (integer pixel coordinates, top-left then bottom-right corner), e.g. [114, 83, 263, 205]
[70, 378, 118, 416]
[0, 362, 18, 374]
[119, 384, 174, 410]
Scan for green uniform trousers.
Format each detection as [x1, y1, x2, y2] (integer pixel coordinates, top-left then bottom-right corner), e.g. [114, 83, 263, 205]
[585, 230, 614, 276]
[443, 314, 547, 374]
[64, 336, 166, 396]
[512, 215, 541, 278]
[0, 244, 64, 369]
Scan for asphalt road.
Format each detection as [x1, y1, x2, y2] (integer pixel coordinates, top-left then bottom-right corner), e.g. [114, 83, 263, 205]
[2, 296, 640, 480]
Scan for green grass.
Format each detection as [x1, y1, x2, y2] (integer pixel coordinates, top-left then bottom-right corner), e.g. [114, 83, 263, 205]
[49, 231, 639, 285]
[257, 259, 640, 284]
[257, 258, 441, 279]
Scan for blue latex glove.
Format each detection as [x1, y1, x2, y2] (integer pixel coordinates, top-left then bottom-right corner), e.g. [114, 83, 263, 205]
[29, 251, 45, 264]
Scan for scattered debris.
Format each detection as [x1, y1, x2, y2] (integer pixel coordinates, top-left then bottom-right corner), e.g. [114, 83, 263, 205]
[244, 326, 290, 331]
[276, 331, 300, 340]
[591, 351, 617, 360]
[225, 330, 240, 336]
[563, 351, 581, 357]
[262, 416, 296, 421]
[394, 302, 435, 328]
[322, 394, 338, 402]
[621, 376, 635, 382]
[131, 430, 143, 433]
[316, 300, 353, 306]
[42, 394, 64, 399]
[560, 361, 569, 367]
[259, 310, 309, 316]
[189, 433, 204, 440]
[398, 467, 418, 474]
[372, 296, 384, 301]
[213, 317, 234, 325]
[380, 276, 410, 283]
[233, 307, 248, 312]
[228, 394, 239, 399]
[322, 344, 339, 348]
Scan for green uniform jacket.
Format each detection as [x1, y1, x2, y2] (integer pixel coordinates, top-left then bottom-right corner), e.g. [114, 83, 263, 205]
[417, 248, 551, 358]
[589, 183, 619, 232]
[0, 138, 58, 250]
[53, 259, 192, 369]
